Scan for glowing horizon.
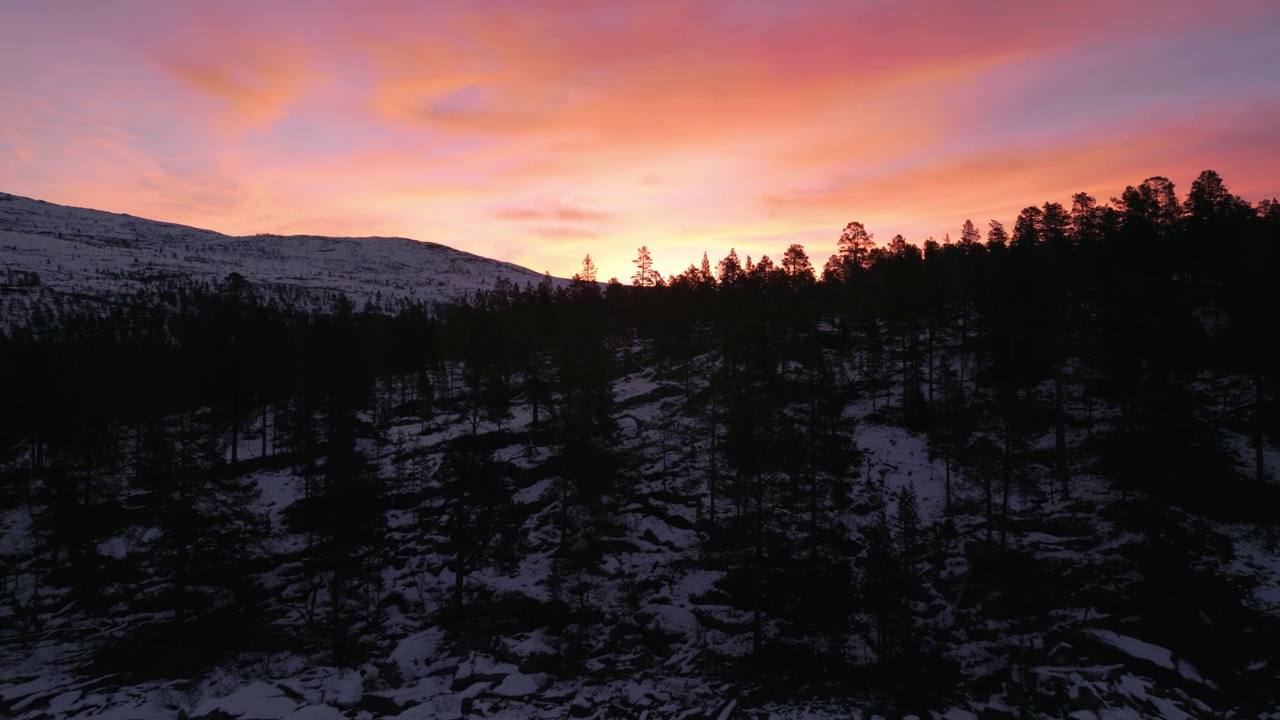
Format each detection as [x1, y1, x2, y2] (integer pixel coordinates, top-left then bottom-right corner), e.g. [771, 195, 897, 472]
[3, 1, 1278, 282]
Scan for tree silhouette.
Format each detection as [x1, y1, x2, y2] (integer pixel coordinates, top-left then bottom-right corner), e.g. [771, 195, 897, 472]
[825, 221, 874, 282]
[632, 246, 661, 287]
[437, 438, 517, 613]
[572, 254, 598, 284]
[717, 248, 744, 287]
[781, 243, 815, 288]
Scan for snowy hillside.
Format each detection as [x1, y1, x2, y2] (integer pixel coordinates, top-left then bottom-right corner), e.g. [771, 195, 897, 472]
[3, 322, 1278, 719]
[0, 191, 559, 313]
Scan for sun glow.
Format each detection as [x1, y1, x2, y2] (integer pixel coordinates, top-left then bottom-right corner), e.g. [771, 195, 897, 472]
[2, 1, 1278, 281]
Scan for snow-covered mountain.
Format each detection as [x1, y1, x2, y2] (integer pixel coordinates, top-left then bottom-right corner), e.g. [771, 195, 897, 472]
[0, 191, 559, 312]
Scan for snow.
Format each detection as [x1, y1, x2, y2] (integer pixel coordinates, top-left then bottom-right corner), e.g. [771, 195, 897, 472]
[389, 696, 463, 719]
[66, 703, 173, 720]
[492, 672, 542, 697]
[0, 676, 57, 702]
[1174, 659, 1204, 684]
[280, 706, 346, 720]
[0, 191, 565, 323]
[389, 628, 446, 681]
[1084, 629, 1173, 670]
[1220, 520, 1280, 616]
[614, 374, 662, 403]
[255, 471, 304, 528]
[513, 477, 553, 504]
[49, 689, 84, 715]
[506, 630, 557, 658]
[457, 679, 491, 699]
[1117, 673, 1148, 700]
[193, 682, 298, 719]
[1148, 694, 1192, 720]
[97, 536, 133, 559]
[855, 421, 949, 519]
[321, 670, 362, 706]
[1098, 711, 1143, 720]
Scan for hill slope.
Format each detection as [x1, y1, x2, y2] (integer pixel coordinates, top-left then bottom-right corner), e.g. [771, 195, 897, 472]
[0, 191, 558, 313]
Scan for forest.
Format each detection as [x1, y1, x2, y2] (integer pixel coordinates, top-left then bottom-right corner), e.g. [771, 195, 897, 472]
[1, 169, 1278, 718]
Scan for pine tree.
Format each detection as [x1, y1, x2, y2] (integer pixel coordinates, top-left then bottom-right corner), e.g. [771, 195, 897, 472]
[111, 410, 268, 675]
[828, 221, 874, 282]
[717, 248, 743, 287]
[781, 243, 815, 287]
[632, 246, 660, 287]
[959, 219, 981, 248]
[437, 439, 518, 613]
[986, 219, 1009, 250]
[573, 254, 598, 284]
[698, 251, 715, 287]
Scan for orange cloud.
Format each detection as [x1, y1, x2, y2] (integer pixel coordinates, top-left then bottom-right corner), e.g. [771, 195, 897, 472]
[146, 25, 318, 133]
[355, 2, 1151, 149]
[161, 62, 301, 129]
[530, 226, 600, 240]
[493, 203, 612, 222]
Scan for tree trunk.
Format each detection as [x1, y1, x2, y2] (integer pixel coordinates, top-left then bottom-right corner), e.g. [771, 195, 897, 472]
[944, 453, 952, 513]
[927, 315, 935, 406]
[1085, 366, 1094, 440]
[175, 454, 190, 627]
[751, 471, 764, 661]
[230, 398, 239, 465]
[901, 327, 909, 408]
[964, 304, 977, 398]
[808, 463, 818, 544]
[1256, 372, 1266, 483]
[453, 553, 465, 611]
[1002, 423, 1012, 550]
[984, 466, 994, 546]
[1056, 363, 1068, 499]
[708, 393, 718, 524]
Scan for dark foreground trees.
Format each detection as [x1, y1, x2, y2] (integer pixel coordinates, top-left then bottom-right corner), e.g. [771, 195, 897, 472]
[0, 168, 1275, 709]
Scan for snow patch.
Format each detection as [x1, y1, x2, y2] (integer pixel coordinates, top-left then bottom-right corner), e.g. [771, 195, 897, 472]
[1084, 629, 1173, 670]
[281, 705, 347, 720]
[193, 682, 298, 720]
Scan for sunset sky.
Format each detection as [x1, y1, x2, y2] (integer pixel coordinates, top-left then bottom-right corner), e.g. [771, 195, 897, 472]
[3, 1, 1279, 281]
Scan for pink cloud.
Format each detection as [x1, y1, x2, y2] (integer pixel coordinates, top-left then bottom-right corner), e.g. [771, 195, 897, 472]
[492, 203, 612, 222]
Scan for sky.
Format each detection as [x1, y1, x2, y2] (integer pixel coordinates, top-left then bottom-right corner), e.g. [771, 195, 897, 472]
[3, 1, 1279, 282]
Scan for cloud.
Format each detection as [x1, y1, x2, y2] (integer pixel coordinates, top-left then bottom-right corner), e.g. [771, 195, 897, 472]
[144, 18, 319, 133]
[531, 225, 600, 239]
[160, 61, 304, 129]
[492, 204, 612, 222]
[355, 1, 1155, 150]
